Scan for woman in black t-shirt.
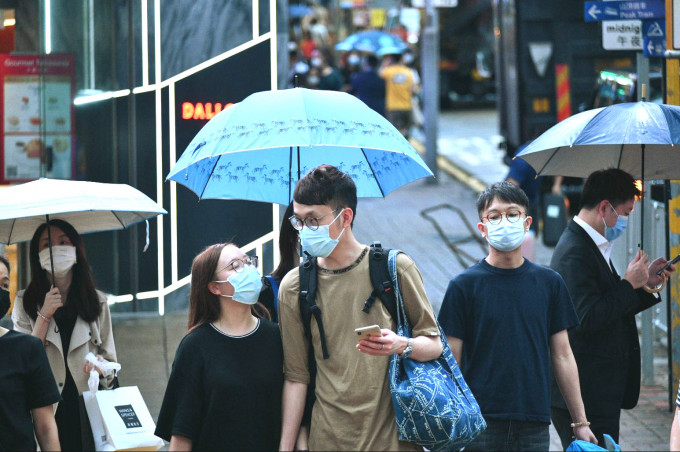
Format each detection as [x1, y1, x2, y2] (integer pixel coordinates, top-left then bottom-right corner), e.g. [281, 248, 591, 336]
[0, 255, 61, 451]
[155, 243, 283, 451]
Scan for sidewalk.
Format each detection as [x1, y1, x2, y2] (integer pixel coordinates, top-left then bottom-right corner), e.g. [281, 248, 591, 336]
[108, 108, 673, 450]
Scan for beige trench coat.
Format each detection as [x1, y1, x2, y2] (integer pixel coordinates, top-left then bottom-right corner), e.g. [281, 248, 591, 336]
[11, 289, 117, 396]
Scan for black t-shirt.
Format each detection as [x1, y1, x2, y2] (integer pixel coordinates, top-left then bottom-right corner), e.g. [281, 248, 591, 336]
[438, 258, 579, 423]
[155, 319, 283, 451]
[0, 330, 61, 451]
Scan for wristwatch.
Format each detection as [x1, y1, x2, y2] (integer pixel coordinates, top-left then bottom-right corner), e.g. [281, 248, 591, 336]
[400, 338, 414, 359]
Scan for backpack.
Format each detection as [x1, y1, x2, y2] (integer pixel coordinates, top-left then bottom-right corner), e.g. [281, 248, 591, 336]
[298, 242, 398, 360]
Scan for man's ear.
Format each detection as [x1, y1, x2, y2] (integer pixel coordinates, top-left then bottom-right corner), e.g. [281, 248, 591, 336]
[477, 221, 487, 238]
[597, 200, 610, 217]
[525, 216, 533, 231]
[341, 207, 354, 228]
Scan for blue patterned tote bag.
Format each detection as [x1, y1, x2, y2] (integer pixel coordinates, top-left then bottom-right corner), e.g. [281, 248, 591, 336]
[388, 250, 486, 451]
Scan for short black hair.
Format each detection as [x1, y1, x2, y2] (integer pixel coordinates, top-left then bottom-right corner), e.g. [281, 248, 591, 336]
[476, 181, 530, 218]
[294, 165, 358, 225]
[366, 54, 378, 68]
[0, 255, 9, 274]
[581, 168, 639, 209]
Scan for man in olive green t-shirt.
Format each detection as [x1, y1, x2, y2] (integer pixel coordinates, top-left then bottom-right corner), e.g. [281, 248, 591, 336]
[278, 165, 442, 451]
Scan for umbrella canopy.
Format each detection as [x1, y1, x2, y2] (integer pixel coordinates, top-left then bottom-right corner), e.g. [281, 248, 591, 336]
[166, 88, 433, 205]
[335, 30, 408, 55]
[0, 178, 167, 244]
[516, 102, 680, 180]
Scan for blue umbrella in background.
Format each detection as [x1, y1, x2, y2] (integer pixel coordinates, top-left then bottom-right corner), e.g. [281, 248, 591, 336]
[289, 4, 313, 19]
[335, 30, 408, 54]
[166, 88, 433, 205]
[516, 101, 680, 251]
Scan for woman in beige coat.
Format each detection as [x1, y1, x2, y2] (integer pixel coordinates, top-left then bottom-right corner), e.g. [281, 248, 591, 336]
[12, 219, 117, 451]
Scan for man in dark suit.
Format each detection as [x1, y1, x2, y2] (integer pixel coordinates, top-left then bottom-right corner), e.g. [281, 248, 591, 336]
[550, 168, 675, 448]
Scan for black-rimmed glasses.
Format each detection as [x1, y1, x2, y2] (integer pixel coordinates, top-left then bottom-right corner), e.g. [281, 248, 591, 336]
[289, 209, 339, 231]
[481, 210, 524, 225]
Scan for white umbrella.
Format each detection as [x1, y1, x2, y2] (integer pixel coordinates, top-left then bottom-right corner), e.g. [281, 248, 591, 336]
[0, 178, 167, 280]
[0, 178, 166, 244]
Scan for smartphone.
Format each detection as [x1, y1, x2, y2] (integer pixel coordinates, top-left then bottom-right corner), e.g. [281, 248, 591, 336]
[657, 253, 680, 275]
[355, 325, 381, 342]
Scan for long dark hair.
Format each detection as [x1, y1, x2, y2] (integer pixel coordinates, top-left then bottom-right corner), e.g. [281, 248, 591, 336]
[187, 243, 269, 332]
[23, 219, 101, 322]
[270, 201, 299, 283]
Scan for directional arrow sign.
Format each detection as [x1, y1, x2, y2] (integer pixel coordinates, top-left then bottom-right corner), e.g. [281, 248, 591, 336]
[584, 0, 665, 22]
[642, 19, 666, 57]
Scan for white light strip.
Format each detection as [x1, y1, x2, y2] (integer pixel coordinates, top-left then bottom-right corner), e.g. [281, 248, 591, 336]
[108, 294, 134, 304]
[88, 0, 95, 88]
[141, 0, 149, 86]
[154, 0, 161, 84]
[253, 0, 259, 38]
[132, 85, 156, 94]
[45, 0, 52, 54]
[270, 0, 277, 90]
[3, 19, 16, 27]
[109, 232, 275, 305]
[168, 33, 271, 84]
[73, 89, 131, 105]
[169, 83, 179, 283]
[154, 0, 164, 316]
[72, 34, 271, 104]
[272, 203, 280, 266]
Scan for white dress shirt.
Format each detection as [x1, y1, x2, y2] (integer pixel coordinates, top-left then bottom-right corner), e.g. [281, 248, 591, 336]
[573, 215, 613, 266]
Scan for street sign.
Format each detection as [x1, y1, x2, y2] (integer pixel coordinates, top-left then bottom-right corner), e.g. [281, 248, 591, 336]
[602, 20, 643, 50]
[584, 0, 665, 22]
[642, 19, 666, 56]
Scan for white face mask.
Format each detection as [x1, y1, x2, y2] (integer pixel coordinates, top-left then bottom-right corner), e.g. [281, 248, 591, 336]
[39, 245, 77, 277]
[485, 218, 527, 252]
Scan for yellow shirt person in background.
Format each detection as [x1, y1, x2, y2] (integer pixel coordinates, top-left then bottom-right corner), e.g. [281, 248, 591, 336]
[380, 54, 415, 138]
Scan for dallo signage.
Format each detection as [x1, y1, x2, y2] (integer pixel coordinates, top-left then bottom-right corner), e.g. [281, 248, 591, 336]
[181, 101, 234, 120]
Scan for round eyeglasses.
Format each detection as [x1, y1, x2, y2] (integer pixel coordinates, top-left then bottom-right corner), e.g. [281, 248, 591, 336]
[481, 210, 524, 225]
[217, 255, 259, 274]
[289, 209, 339, 231]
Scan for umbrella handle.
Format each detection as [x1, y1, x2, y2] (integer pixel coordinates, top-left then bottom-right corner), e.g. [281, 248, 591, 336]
[643, 273, 666, 294]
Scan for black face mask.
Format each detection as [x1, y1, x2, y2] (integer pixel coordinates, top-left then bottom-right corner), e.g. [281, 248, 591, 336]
[0, 289, 9, 322]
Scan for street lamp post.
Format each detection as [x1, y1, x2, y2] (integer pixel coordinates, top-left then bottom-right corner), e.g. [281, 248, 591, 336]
[421, 0, 439, 182]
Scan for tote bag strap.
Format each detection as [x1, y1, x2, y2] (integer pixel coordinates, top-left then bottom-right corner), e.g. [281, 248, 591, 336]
[387, 250, 412, 337]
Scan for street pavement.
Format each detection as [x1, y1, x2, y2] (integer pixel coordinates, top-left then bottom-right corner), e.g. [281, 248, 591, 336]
[67, 108, 676, 450]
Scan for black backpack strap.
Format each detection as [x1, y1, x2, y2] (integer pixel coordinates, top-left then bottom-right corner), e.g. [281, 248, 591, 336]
[298, 255, 330, 359]
[363, 242, 398, 322]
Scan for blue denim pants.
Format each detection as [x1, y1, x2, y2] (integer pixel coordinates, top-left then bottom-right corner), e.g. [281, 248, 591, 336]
[465, 419, 550, 451]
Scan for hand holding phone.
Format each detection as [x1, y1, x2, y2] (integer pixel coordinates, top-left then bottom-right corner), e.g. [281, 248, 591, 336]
[657, 253, 680, 276]
[355, 325, 381, 342]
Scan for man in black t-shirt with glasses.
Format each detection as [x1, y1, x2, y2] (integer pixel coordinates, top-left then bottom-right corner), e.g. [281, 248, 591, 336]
[438, 182, 597, 451]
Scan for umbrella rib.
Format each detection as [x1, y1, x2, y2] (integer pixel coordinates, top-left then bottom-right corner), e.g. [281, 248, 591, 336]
[289, 146, 293, 203]
[535, 146, 562, 176]
[7, 219, 15, 244]
[361, 148, 385, 197]
[112, 211, 126, 229]
[198, 158, 221, 200]
[616, 143, 624, 169]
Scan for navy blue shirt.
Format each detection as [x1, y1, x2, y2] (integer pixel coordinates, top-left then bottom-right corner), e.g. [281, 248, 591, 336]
[438, 259, 578, 423]
[350, 69, 386, 117]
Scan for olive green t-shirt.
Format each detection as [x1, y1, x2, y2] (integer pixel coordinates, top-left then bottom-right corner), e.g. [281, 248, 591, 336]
[279, 247, 439, 451]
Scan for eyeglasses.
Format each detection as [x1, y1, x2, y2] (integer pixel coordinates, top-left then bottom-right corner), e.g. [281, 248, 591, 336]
[481, 210, 525, 225]
[217, 255, 259, 275]
[289, 209, 339, 231]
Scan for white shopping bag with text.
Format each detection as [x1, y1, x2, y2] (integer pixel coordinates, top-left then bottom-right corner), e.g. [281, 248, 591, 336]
[84, 384, 163, 451]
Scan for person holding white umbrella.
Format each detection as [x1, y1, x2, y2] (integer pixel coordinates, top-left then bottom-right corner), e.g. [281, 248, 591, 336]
[12, 219, 117, 450]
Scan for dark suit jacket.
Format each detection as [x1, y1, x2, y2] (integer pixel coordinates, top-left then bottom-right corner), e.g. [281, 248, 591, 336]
[550, 220, 659, 417]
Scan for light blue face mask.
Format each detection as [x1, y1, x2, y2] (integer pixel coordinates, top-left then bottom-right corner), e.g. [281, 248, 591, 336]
[485, 217, 526, 252]
[300, 211, 346, 258]
[604, 204, 628, 242]
[214, 265, 263, 305]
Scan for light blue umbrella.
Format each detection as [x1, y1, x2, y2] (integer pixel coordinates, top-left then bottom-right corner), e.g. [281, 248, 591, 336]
[335, 30, 408, 54]
[166, 88, 433, 205]
[516, 101, 680, 250]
